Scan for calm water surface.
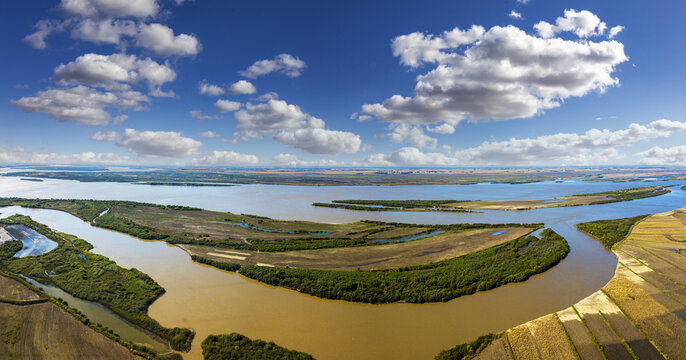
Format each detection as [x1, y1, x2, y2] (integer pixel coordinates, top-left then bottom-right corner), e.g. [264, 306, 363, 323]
[1, 176, 685, 360]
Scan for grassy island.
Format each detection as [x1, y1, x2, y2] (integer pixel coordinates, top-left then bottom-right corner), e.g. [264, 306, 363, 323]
[0, 198, 540, 252]
[0, 215, 194, 353]
[313, 185, 671, 212]
[234, 229, 568, 303]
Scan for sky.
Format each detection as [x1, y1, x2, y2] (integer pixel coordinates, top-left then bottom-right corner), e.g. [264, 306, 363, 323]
[1, 0, 685, 167]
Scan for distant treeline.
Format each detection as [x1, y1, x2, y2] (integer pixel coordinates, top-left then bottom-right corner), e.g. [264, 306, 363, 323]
[313, 199, 477, 212]
[574, 186, 670, 204]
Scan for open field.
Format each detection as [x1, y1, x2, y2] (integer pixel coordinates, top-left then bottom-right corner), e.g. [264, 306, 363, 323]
[315, 186, 671, 212]
[0, 275, 40, 301]
[181, 227, 534, 270]
[446, 208, 686, 360]
[0, 302, 141, 360]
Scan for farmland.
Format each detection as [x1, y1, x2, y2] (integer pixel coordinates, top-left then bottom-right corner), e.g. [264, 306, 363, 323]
[444, 208, 686, 359]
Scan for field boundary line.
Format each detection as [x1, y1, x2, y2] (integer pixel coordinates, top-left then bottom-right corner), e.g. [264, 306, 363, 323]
[600, 288, 669, 360]
[617, 259, 686, 309]
[504, 332, 516, 360]
[597, 310, 638, 359]
[640, 245, 686, 273]
[572, 305, 607, 360]
[554, 312, 582, 360]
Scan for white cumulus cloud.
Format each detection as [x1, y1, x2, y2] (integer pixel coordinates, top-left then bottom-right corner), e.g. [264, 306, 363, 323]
[0, 146, 130, 164]
[214, 99, 242, 113]
[91, 130, 118, 142]
[227, 80, 257, 94]
[238, 54, 306, 78]
[638, 146, 686, 165]
[190, 110, 220, 120]
[359, 10, 627, 146]
[136, 23, 201, 57]
[116, 128, 203, 158]
[12, 85, 149, 125]
[191, 151, 259, 165]
[53, 53, 176, 93]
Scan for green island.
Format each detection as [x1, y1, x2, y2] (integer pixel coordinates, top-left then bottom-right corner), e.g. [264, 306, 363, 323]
[574, 214, 649, 249]
[236, 229, 568, 303]
[0, 198, 570, 304]
[312, 185, 671, 212]
[0, 215, 194, 354]
[202, 333, 314, 360]
[0, 198, 538, 252]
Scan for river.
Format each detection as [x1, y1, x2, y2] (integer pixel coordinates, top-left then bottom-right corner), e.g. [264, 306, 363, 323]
[0, 176, 684, 359]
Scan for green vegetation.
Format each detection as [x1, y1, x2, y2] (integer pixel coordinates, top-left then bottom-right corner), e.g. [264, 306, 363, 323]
[574, 186, 671, 204]
[0, 269, 163, 359]
[313, 200, 476, 212]
[0, 198, 541, 252]
[191, 255, 241, 272]
[202, 333, 314, 360]
[0, 215, 194, 352]
[434, 333, 498, 360]
[235, 229, 568, 303]
[2, 168, 569, 186]
[575, 215, 648, 249]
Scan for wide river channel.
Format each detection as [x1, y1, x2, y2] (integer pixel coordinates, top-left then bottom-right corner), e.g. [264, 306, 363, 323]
[1, 175, 685, 359]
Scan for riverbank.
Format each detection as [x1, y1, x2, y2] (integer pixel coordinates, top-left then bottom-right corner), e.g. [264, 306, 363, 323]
[450, 208, 686, 359]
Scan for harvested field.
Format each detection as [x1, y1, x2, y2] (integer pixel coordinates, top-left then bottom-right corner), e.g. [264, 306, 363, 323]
[448, 208, 686, 360]
[473, 336, 512, 360]
[557, 308, 603, 360]
[527, 314, 576, 360]
[182, 227, 533, 270]
[0, 302, 139, 359]
[0, 275, 40, 301]
[506, 325, 541, 360]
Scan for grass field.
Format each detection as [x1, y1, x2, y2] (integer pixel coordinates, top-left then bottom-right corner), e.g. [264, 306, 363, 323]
[314, 185, 671, 212]
[181, 227, 534, 270]
[442, 208, 686, 360]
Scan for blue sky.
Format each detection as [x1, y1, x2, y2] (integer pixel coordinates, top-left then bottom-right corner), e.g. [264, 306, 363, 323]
[1, 0, 685, 167]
